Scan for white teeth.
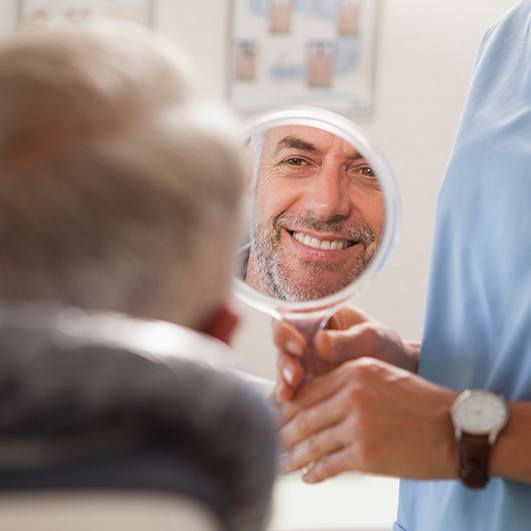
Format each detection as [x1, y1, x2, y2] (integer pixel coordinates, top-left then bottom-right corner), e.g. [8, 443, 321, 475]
[292, 232, 350, 250]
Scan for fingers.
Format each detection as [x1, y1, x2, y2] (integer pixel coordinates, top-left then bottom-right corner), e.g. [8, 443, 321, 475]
[275, 369, 293, 403]
[326, 305, 371, 330]
[313, 306, 374, 363]
[314, 322, 376, 364]
[302, 445, 357, 483]
[280, 393, 347, 451]
[273, 309, 374, 407]
[272, 319, 306, 357]
[275, 367, 298, 403]
[275, 350, 304, 403]
[273, 319, 307, 403]
[278, 349, 304, 388]
[280, 419, 351, 474]
[278, 366, 348, 426]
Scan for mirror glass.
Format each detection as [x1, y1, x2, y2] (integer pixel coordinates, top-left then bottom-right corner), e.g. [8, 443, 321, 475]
[234, 107, 398, 316]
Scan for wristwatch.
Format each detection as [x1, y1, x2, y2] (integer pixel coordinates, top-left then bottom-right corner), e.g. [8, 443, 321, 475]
[450, 389, 509, 489]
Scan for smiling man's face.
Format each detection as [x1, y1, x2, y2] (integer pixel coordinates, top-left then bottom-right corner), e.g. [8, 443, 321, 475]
[245, 125, 385, 301]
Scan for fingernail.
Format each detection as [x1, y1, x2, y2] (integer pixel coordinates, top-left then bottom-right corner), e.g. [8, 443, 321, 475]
[286, 340, 303, 356]
[283, 368, 294, 385]
[301, 462, 317, 481]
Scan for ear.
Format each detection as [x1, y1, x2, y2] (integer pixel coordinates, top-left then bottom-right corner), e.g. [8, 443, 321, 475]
[199, 304, 240, 345]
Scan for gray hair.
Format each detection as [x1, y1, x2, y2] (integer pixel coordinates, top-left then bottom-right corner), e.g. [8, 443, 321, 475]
[248, 131, 264, 193]
[0, 24, 245, 328]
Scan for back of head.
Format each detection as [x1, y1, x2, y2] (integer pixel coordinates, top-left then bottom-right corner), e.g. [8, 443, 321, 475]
[0, 24, 245, 328]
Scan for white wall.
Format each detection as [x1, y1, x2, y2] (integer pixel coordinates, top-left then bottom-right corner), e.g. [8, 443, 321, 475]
[0, 0, 517, 379]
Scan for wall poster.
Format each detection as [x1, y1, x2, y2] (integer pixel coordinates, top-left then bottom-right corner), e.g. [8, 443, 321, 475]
[229, 0, 380, 113]
[18, 0, 154, 28]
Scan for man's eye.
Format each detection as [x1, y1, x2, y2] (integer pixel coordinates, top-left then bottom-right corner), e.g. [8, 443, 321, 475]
[283, 157, 308, 166]
[347, 164, 381, 190]
[349, 165, 377, 179]
[358, 166, 375, 177]
[347, 163, 375, 178]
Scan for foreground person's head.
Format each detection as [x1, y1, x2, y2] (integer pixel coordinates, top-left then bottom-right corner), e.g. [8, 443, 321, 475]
[0, 24, 245, 339]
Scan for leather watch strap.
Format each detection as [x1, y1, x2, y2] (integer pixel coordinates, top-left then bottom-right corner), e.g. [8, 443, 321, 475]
[459, 432, 491, 489]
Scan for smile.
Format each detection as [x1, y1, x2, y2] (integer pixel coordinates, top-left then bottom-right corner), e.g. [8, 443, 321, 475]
[289, 231, 355, 251]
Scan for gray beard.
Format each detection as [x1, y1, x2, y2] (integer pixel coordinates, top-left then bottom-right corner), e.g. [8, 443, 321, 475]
[250, 213, 375, 302]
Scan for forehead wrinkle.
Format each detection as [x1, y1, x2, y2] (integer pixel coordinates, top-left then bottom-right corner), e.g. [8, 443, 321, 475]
[328, 134, 365, 162]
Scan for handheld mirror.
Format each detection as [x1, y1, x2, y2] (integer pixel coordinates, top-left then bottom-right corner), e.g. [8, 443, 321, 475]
[234, 107, 399, 381]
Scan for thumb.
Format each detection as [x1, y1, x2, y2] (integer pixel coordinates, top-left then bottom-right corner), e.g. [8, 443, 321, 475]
[314, 324, 371, 363]
[325, 305, 371, 331]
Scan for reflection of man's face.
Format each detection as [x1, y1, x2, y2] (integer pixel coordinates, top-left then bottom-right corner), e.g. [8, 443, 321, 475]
[246, 125, 385, 301]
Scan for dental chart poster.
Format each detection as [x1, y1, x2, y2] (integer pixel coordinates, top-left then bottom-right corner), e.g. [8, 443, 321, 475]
[229, 0, 379, 113]
[18, 0, 154, 28]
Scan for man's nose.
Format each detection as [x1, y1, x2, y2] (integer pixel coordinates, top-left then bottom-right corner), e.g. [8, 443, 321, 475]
[305, 168, 351, 220]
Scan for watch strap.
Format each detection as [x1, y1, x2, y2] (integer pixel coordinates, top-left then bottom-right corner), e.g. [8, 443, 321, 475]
[459, 432, 491, 489]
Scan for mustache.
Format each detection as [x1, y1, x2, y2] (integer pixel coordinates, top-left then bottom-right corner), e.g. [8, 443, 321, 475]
[271, 213, 375, 248]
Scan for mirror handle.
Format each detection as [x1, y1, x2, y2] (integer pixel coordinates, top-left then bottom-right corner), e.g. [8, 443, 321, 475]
[282, 311, 334, 384]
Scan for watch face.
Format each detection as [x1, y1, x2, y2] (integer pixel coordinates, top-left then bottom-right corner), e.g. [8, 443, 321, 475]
[452, 391, 508, 435]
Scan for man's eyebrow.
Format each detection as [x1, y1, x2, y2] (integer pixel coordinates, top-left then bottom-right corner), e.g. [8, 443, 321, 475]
[275, 136, 319, 153]
[345, 152, 368, 163]
[274, 136, 369, 164]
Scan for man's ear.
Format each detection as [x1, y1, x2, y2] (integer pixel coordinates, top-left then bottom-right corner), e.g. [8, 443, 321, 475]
[199, 304, 240, 345]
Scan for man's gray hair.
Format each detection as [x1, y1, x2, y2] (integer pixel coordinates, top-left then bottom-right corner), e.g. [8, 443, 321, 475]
[248, 131, 264, 193]
[0, 24, 245, 328]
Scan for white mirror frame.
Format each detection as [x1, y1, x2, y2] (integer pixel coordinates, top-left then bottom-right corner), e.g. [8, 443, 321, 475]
[233, 106, 400, 316]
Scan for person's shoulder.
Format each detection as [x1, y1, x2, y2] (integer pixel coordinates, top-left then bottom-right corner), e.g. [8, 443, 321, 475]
[483, 1, 530, 43]
[475, 0, 530, 67]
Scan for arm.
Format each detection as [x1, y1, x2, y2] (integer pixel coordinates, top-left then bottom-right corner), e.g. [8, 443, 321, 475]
[278, 355, 531, 485]
[491, 401, 531, 483]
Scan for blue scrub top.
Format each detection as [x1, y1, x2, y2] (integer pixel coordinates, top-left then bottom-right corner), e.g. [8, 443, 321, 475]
[396, 2, 531, 530]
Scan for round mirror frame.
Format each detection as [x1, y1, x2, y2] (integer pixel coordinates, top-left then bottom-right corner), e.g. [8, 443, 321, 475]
[233, 106, 400, 316]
